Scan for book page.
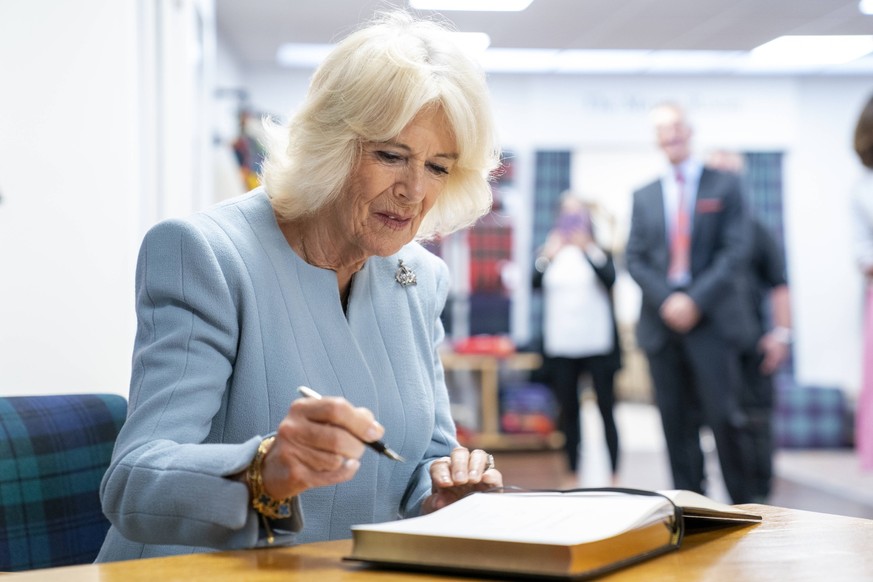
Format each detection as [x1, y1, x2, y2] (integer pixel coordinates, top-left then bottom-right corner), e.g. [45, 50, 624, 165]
[659, 490, 762, 521]
[353, 492, 675, 545]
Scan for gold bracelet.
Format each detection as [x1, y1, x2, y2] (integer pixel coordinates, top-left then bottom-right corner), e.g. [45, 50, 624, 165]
[246, 436, 294, 543]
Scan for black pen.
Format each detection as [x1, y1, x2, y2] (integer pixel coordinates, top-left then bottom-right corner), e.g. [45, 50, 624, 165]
[296, 385, 405, 462]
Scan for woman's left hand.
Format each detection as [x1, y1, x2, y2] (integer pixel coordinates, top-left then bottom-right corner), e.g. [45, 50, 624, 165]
[421, 447, 503, 514]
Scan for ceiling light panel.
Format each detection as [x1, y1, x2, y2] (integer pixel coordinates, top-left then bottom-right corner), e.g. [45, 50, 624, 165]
[409, 0, 533, 11]
[750, 35, 873, 67]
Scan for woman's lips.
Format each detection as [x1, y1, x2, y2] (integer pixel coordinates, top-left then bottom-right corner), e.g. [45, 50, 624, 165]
[376, 212, 412, 230]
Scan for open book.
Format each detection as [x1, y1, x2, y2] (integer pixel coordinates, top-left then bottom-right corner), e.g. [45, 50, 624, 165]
[346, 489, 761, 580]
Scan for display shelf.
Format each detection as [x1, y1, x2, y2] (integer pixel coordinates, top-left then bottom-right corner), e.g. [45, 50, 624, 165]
[441, 351, 564, 452]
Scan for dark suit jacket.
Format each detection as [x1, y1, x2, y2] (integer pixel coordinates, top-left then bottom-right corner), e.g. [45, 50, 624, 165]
[626, 167, 753, 353]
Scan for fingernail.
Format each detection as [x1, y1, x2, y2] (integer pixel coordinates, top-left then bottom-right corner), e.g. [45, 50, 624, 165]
[365, 421, 383, 441]
[469, 470, 479, 479]
[345, 458, 360, 471]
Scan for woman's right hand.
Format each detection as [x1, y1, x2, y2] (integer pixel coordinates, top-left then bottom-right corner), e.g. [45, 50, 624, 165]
[258, 396, 385, 500]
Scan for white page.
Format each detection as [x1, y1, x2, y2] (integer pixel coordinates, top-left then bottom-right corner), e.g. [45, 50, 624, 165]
[659, 490, 749, 513]
[658, 489, 761, 519]
[353, 492, 673, 545]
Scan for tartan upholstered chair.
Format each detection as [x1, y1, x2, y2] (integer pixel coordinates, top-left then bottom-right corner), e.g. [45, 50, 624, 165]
[0, 393, 126, 571]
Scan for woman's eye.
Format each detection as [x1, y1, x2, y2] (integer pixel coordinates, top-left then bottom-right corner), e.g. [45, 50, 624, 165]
[428, 162, 450, 176]
[376, 150, 403, 163]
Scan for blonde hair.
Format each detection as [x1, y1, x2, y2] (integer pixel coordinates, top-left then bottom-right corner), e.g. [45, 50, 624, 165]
[260, 10, 500, 239]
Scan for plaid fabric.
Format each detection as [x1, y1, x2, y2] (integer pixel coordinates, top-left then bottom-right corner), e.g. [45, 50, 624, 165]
[774, 381, 849, 448]
[468, 212, 512, 294]
[529, 150, 572, 344]
[744, 151, 785, 249]
[0, 394, 126, 571]
[469, 293, 511, 335]
[467, 211, 513, 335]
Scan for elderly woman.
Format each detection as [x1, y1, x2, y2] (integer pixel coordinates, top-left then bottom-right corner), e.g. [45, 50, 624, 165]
[97, 11, 502, 561]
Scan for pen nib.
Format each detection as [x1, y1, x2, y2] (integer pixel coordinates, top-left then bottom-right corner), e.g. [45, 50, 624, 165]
[384, 447, 406, 462]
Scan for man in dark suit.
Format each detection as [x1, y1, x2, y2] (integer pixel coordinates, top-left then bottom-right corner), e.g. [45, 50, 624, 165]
[626, 102, 754, 503]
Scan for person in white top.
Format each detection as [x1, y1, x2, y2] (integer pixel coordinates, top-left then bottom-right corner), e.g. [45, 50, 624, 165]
[534, 194, 622, 487]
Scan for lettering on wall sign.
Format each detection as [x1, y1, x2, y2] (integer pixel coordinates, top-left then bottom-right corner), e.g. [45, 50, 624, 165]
[581, 93, 743, 115]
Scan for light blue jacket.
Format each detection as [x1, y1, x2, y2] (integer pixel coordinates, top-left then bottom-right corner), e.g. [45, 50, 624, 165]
[97, 189, 457, 561]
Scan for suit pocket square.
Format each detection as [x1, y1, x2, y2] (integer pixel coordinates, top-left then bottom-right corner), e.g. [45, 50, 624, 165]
[696, 198, 723, 213]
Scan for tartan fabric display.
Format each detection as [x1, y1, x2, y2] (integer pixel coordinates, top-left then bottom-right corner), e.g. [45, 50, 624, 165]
[469, 293, 511, 336]
[0, 394, 127, 571]
[529, 150, 571, 345]
[773, 379, 849, 449]
[743, 151, 785, 249]
[468, 211, 512, 294]
[468, 212, 513, 335]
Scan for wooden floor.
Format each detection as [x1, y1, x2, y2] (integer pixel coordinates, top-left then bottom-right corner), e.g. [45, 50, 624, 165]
[491, 400, 873, 520]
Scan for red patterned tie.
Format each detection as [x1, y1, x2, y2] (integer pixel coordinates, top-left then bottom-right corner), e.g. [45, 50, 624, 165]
[668, 169, 690, 284]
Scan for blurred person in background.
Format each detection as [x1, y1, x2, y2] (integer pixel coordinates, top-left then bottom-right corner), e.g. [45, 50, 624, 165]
[626, 102, 754, 503]
[534, 193, 621, 488]
[740, 219, 791, 500]
[850, 93, 873, 472]
[707, 150, 792, 502]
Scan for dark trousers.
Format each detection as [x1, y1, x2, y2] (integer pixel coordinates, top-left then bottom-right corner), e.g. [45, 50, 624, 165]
[549, 355, 619, 474]
[739, 348, 775, 501]
[645, 324, 753, 503]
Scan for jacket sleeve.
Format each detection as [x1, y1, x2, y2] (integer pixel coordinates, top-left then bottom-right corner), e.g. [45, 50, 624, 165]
[588, 250, 616, 290]
[100, 218, 298, 550]
[755, 220, 788, 288]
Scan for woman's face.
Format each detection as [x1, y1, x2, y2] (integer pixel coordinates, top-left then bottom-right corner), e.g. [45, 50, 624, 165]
[331, 106, 457, 258]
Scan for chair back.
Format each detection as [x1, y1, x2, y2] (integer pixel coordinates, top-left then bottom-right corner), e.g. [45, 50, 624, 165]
[0, 393, 126, 571]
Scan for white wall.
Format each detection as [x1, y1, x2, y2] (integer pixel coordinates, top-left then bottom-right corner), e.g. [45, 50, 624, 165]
[243, 65, 312, 122]
[785, 79, 869, 390]
[0, 1, 141, 397]
[0, 0, 215, 397]
[245, 70, 871, 395]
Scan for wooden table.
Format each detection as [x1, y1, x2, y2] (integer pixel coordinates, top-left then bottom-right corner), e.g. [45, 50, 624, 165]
[440, 351, 564, 451]
[5, 505, 872, 581]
